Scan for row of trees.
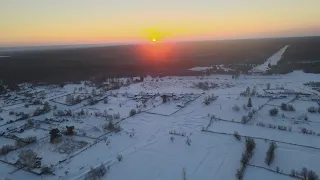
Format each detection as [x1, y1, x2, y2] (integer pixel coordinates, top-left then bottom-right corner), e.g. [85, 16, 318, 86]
[236, 138, 256, 180]
[203, 94, 218, 105]
[308, 106, 320, 113]
[240, 86, 257, 97]
[33, 102, 51, 116]
[281, 103, 295, 111]
[290, 167, 318, 180]
[265, 142, 277, 166]
[0, 136, 37, 155]
[65, 94, 82, 105]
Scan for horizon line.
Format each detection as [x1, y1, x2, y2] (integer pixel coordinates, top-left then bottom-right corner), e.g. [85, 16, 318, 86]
[1, 35, 319, 52]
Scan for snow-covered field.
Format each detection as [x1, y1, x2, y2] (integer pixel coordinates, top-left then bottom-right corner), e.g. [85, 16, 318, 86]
[0, 69, 320, 180]
[251, 45, 289, 73]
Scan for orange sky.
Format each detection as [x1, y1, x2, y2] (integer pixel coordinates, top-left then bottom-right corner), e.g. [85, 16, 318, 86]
[1, 0, 320, 46]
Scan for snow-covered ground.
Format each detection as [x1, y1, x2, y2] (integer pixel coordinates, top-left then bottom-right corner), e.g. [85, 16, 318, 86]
[251, 45, 289, 73]
[0, 70, 320, 180]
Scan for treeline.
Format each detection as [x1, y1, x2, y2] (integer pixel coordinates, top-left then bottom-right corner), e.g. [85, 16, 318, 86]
[270, 36, 320, 74]
[1, 36, 319, 87]
[267, 62, 320, 74]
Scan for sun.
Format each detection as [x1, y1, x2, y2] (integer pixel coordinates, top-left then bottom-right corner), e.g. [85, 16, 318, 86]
[152, 38, 157, 42]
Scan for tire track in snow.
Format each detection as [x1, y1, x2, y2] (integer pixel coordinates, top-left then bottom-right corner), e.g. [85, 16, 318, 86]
[212, 148, 232, 179]
[191, 150, 211, 177]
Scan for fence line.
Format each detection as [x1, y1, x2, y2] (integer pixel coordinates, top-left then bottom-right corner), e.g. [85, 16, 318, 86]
[202, 130, 320, 151]
[247, 164, 300, 179]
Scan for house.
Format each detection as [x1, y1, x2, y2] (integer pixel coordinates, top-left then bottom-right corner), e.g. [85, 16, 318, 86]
[282, 89, 295, 94]
[248, 67, 265, 75]
[176, 103, 184, 108]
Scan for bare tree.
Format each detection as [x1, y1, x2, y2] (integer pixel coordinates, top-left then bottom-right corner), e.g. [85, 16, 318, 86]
[182, 167, 187, 180]
[267, 83, 271, 89]
[247, 98, 252, 108]
[265, 142, 277, 166]
[245, 87, 251, 96]
[17, 149, 40, 170]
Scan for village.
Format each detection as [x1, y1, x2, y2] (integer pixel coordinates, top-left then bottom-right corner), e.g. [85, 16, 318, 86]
[0, 67, 320, 180]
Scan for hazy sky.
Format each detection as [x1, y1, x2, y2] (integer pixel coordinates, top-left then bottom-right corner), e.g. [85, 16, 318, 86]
[1, 0, 320, 46]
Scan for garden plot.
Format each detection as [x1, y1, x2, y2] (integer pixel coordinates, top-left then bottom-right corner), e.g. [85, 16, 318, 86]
[255, 104, 320, 134]
[147, 94, 200, 116]
[0, 136, 95, 168]
[83, 96, 144, 119]
[31, 110, 56, 122]
[3, 104, 41, 113]
[30, 88, 67, 99]
[0, 120, 29, 133]
[33, 121, 55, 130]
[0, 99, 25, 110]
[47, 117, 108, 138]
[0, 102, 24, 111]
[0, 97, 25, 109]
[147, 102, 180, 116]
[244, 166, 294, 180]
[32, 102, 84, 121]
[0, 137, 16, 146]
[50, 93, 91, 106]
[291, 100, 320, 122]
[205, 96, 269, 122]
[108, 94, 131, 103]
[251, 139, 320, 177]
[125, 93, 163, 110]
[0, 112, 15, 126]
[266, 95, 296, 106]
[255, 105, 294, 124]
[63, 82, 97, 94]
[140, 80, 194, 92]
[207, 121, 320, 149]
[0, 105, 42, 124]
[79, 125, 106, 138]
[8, 128, 48, 140]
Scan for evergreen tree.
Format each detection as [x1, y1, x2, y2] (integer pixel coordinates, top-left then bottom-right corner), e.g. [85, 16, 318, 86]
[50, 128, 61, 143]
[245, 87, 251, 96]
[161, 95, 167, 103]
[265, 142, 277, 166]
[247, 98, 252, 108]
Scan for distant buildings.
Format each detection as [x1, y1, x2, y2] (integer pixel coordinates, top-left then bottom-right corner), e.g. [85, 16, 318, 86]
[248, 67, 265, 75]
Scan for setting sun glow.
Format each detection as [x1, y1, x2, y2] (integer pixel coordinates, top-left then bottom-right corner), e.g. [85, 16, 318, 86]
[1, 1, 320, 46]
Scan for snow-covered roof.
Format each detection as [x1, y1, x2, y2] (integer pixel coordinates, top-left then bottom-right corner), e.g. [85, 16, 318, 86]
[188, 66, 212, 71]
[249, 67, 265, 73]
